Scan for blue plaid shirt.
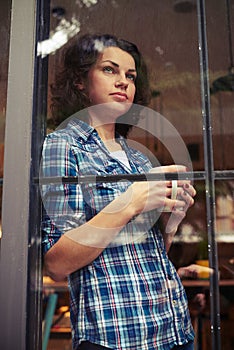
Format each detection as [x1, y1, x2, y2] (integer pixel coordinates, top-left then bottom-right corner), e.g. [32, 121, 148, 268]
[41, 118, 194, 349]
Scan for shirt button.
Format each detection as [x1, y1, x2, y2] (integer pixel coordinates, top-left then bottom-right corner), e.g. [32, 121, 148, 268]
[173, 300, 177, 305]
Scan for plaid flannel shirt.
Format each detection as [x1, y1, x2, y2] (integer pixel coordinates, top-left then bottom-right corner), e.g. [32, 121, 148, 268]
[41, 118, 194, 349]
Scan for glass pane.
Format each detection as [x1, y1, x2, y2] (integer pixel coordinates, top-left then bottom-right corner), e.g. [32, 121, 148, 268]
[0, 0, 12, 237]
[208, 0, 234, 170]
[40, 1, 233, 349]
[207, 0, 234, 349]
[46, 1, 203, 170]
[214, 181, 234, 350]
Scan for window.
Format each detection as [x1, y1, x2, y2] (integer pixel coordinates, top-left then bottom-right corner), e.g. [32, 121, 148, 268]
[0, 1, 233, 349]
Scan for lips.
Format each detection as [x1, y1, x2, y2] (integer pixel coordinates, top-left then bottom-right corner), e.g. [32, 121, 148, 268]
[110, 92, 128, 101]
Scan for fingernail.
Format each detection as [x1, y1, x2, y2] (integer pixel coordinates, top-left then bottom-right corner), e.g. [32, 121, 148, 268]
[184, 183, 190, 189]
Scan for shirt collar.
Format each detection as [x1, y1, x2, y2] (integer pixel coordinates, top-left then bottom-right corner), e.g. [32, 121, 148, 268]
[66, 116, 129, 147]
[66, 116, 95, 143]
[64, 116, 149, 172]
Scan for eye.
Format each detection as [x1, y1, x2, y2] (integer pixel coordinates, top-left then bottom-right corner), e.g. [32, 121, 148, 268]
[126, 73, 136, 82]
[103, 66, 115, 74]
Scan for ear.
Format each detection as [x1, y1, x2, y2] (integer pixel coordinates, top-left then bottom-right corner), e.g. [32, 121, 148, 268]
[74, 82, 85, 91]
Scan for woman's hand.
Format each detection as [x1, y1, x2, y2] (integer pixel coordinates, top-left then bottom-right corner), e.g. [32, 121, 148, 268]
[125, 164, 196, 252]
[158, 179, 196, 251]
[162, 182, 196, 234]
[125, 165, 194, 215]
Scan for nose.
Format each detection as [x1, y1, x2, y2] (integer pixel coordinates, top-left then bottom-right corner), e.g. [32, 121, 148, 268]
[115, 73, 129, 89]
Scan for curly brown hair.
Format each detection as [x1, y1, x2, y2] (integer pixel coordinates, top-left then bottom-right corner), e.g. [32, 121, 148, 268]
[50, 34, 151, 137]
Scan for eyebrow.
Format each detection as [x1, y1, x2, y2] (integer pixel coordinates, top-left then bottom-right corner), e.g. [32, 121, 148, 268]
[102, 60, 137, 73]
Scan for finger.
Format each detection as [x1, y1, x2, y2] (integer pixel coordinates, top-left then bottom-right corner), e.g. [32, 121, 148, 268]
[181, 190, 194, 205]
[183, 183, 196, 197]
[164, 198, 187, 212]
[177, 180, 191, 187]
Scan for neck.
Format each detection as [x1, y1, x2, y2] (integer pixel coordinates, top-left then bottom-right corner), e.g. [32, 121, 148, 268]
[87, 103, 124, 140]
[90, 122, 122, 152]
[88, 109, 116, 142]
[90, 122, 115, 141]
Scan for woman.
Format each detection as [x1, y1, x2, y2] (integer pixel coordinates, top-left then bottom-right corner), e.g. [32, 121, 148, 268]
[41, 34, 196, 350]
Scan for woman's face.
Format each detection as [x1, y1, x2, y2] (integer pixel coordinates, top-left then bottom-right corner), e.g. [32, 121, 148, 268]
[84, 46, 137, 113]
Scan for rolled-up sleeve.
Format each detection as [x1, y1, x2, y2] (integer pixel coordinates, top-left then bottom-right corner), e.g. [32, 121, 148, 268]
[40, 135, 86, 255]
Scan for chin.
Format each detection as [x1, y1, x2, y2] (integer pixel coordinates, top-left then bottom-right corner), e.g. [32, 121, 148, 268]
[108, 101, 133, 117]
[88, 102, 133, 120]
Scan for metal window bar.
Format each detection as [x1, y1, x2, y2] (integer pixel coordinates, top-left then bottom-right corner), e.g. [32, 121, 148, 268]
[37, 170, 234, 185]
[27, 0, 50, 349]
[197, 1, 221, 350]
